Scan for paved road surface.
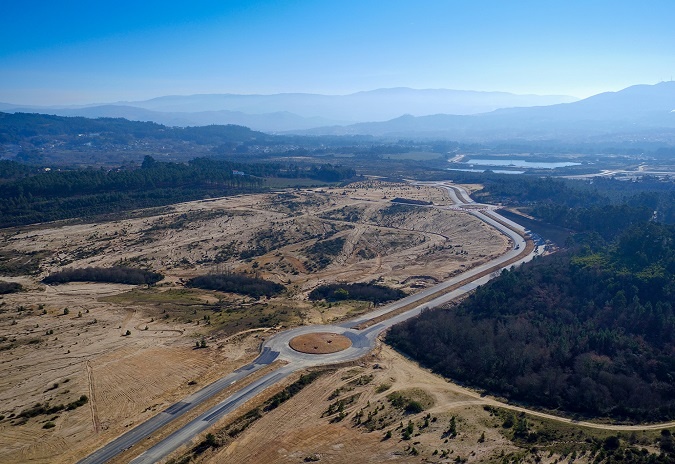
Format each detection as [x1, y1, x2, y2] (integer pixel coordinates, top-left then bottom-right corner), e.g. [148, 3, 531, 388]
[77, 350, 279, 464]
[79, 182, 538, 464]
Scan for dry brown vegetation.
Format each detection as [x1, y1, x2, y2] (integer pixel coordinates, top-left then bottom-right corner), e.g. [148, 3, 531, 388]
[0, 181, 509, 463]
[176, 345, 667, 464]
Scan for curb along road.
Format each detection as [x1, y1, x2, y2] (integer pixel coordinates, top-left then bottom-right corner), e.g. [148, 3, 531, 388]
[80, 182, 540, 464]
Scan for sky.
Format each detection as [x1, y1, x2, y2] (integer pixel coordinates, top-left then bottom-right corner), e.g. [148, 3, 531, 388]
[1, 0, 674, 106]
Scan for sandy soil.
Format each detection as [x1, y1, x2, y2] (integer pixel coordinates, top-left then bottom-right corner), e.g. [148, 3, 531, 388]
[193, 346, 534, 463]
[0, 181, 508, 463]
[0, 279, 262, 464]
[289, 333, 352, 354]
[191, 345, 664, 464]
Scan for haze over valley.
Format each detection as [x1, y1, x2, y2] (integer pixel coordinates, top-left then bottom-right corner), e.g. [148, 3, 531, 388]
[1, 2, 674, 464]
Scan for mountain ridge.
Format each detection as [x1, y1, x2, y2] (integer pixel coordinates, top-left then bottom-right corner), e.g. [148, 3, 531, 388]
[293, 82, 675, 142]
[0, 87, 577, 131]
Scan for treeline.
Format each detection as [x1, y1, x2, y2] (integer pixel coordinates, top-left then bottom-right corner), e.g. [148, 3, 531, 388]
[0, 112, 274, 146]
[391, 198, 432, 206]
[43, 266, 163, 285]
[0, 157, 264, 227]
[309, 282, 406, 304]
[186, 273, 285, 298]
[472, 175, 675, 231]
[428, 171, 675, 230]
[2, 156, 263, 199]
[0, 281, 23, 294]
[0, 160, 36, 181]
[281, 164, 356, 182]
[386, 222, 675, 421]
[0, 157, 356, 228]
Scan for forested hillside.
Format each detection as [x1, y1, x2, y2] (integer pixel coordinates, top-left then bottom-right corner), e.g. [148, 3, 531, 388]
[467, 174, 675, 227]
[0, 112, 272, 145]
[386, 222, 675, 421]
[0, 157, 355, 228]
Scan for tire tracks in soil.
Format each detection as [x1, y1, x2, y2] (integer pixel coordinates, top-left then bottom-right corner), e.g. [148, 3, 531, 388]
[86, 360, 101, 433]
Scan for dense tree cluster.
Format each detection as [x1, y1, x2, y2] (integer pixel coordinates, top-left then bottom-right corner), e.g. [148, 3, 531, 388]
[0, 156, 356, 228]
[387, 222, 675, 421]
[0, 160, 35, 181]
[390, 198, 432, 205]
[469, 174, 675, 230]
[0, 112, 271, 146]
[0, 157, 265, 227]
[43, 266, 163, 285]
[0, 280, 22, 294]
[305, 164, 356, 182]
[186, 273, 285, 298]
[309, 282, 406, 304]
[533, 203, 653, 241]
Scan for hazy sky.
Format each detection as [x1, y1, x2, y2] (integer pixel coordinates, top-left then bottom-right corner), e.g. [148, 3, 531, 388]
[2, 0, 674, 105]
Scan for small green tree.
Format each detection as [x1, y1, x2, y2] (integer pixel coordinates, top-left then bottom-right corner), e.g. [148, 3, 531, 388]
[204, 432, 218, 447]
[660, 429, 674, 453]
[333, 288, 349, 300]
[446, 416, 457, 437]
[63, 308, 69, 315]
[514, 416, 529, 438]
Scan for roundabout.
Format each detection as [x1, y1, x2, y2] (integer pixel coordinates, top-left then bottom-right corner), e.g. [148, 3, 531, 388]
[81, 182, 543, 464]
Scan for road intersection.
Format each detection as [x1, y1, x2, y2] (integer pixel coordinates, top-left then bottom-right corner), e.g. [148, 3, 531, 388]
[80, 182, 539, 464]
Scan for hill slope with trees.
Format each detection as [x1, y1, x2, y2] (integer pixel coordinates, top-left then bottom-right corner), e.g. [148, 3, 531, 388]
[0, 157, 355, 228]
[387, 222, 675, 421]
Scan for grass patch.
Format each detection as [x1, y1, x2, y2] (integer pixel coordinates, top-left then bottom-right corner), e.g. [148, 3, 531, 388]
[102, 288, 303, 336]
[375, 383, 392, 393]
[387, 389, 434, 414]
[102, 288, 206, 305]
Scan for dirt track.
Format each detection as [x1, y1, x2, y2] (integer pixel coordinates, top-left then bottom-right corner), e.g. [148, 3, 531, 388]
[0, 181, 509, 463]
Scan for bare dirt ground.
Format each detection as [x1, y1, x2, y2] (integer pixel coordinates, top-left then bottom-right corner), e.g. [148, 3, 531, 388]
[0, 281, 262, 464]
[289, 333, 352, 354]
[189, 345, 665, 464]
[0, 181, 508, 463]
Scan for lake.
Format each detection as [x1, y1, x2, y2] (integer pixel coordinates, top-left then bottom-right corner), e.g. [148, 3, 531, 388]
[446, 168, 525, 175]
[466, 158, 581, 169]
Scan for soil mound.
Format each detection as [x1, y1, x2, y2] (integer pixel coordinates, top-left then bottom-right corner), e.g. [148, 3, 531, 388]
[289, 332, 352, 354]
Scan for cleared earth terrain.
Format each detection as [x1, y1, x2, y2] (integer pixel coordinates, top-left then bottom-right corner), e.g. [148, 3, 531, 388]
[0, 181, 511, 463]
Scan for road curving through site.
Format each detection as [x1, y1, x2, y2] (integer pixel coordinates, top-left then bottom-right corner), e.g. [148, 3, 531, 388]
[78, 182, 584, 464]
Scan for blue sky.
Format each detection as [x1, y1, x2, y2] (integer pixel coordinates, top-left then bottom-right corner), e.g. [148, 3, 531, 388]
[1, 0, 674, 105]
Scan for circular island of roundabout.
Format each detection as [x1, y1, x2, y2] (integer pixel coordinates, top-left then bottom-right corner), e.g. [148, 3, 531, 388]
[289, 332, 352, 354]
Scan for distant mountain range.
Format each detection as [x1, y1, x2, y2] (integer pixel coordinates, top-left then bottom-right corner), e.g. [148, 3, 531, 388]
[2, 83, 673, 144]
[0, 88, 576, 133]
[294, 82, 675, 142]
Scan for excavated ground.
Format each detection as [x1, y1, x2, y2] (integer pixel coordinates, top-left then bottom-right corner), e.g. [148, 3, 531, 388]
[0, 181, 508, 464]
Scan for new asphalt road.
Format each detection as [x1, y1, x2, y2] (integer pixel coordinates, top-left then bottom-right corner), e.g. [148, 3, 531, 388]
[79, 182, 537, 464]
